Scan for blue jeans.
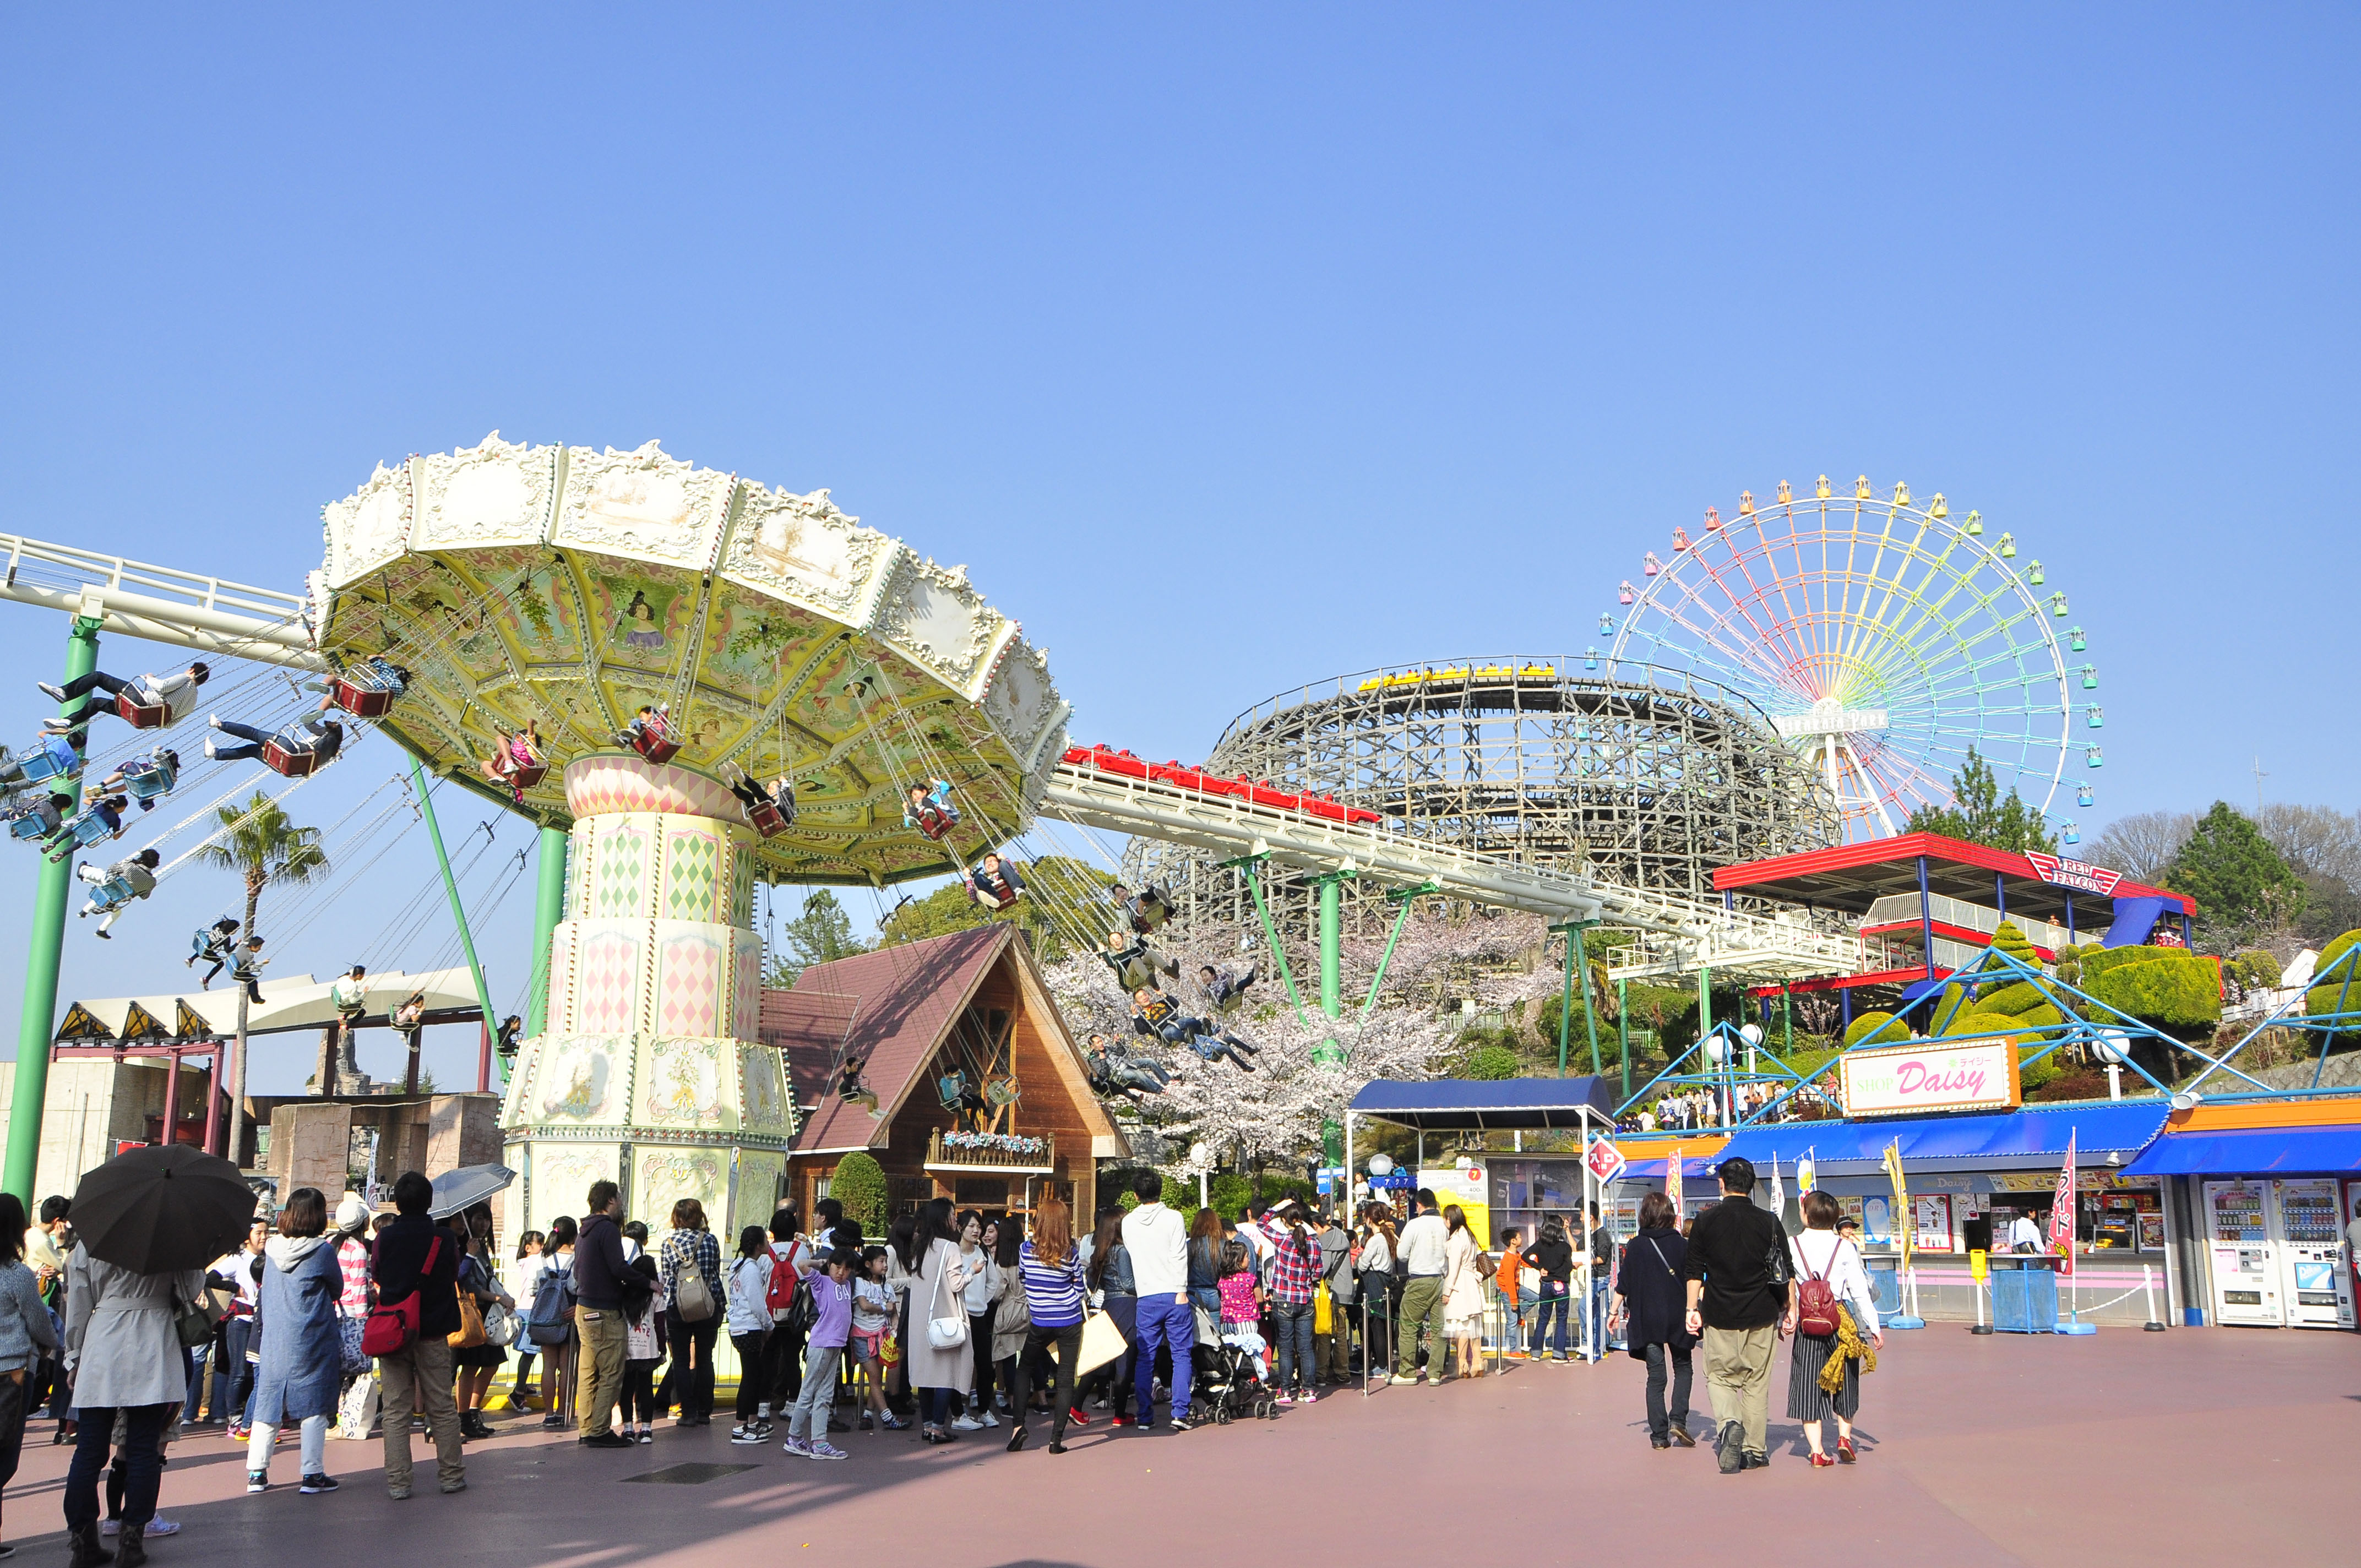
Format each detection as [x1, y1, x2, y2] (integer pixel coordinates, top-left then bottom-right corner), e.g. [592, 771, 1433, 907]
[64, 1403, 170, 1532]
[1589, 1277, 1619, 1355]
[1133, 1293, 1195, 1425]
[183, 1344, 208, 1421]
[1531, 1282, 1569, 1356]
[210, 1318, 252, 1422]
[1269, 1300, 1314, 1393]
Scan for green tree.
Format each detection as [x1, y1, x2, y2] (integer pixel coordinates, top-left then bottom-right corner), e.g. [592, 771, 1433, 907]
[829, 1151, 888, 1238]
[197, 791, 328, 1165]
[1905, 747, 2059, 854]
[766, 889, 864, 986]
[2163, 802, 2305, 940]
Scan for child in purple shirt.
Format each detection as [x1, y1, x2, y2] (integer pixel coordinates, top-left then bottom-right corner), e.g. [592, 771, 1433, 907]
[784, 1249, 857, 1459]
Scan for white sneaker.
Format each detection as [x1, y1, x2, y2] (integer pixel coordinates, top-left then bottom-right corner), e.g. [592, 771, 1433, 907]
[756, 1403, 773, 1419]
[806, 1441, 848, 1461]
[978, 1411, 998, 1427]
[950, 1415, 985, 1431]
[1296, 1389, 1318, 1403]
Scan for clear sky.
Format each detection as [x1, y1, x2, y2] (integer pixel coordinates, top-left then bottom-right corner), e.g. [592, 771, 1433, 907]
[2, 7, 2354, 1091]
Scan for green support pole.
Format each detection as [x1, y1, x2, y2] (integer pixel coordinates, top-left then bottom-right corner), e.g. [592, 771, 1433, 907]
[1617, 978, 1631, 1100]
[410, 757, 498, 1077]
[1573, 925, 1602, 1079]
[1361, 883, 1434, 1014]
[3, 615, 101, 1206]
[525, 824, 569, 1037]
[1555, 925, 1576, 1078]
[1313, 873, 1346, 1068]
[1231, 857, 1307, 1017]
[1782, 985, 1793, 1057]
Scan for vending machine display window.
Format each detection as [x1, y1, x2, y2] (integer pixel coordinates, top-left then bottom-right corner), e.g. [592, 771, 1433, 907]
[2091, 1191, 2161, 1251]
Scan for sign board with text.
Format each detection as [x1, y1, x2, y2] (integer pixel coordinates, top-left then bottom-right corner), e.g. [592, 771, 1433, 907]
[2023, 852, 2125, 897]
[1838, 1037, 2023, 1118]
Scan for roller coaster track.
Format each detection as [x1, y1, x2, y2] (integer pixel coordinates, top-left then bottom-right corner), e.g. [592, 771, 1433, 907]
[1038, 758, 1865, 982]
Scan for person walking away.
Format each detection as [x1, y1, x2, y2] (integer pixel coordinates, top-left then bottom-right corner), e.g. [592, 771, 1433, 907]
[1390, 1190, 1450, 1385]
[451, 1205, 512, 1440]
[761, 1209, 813, 1427]
[1313, 1210, 1354, 1386]
[1003, 1194, 1088, 1454]
[847, 1246, 904, 1431]
[1612, 1191, 1696, 1449]
[502, 1231, 545, 1413]
[1440, 1206, 1487, 1380]
[1521, 1218, 1575, 1362]
[725, 1227, 774, 1442]
[1185, 1207, 1225, 1319]
[617, 1248, 664, 1444]
[329, 1197, 374, 1441]
[949, 1212, 998, 1430]
[60, 1228, 205, 1566]
[1786, 1191, 1883, 1466]
[0, 1193, 61, 1558]
[987, 1221, 1031, 1417]
[570, 1182, 634, 1449]
[905, 1198, 978, 1445]
[657, 1200, 722, 1429]
[1353, 1204, 1396, 1381]
[371, 1172, 466, 1498]
[1585, 1201, 1619, 1355]
[782, 1250, 856, 1460]
[1680, 1158, 1789, 1474]
[1120, 1170, 1195, 1432]
[246, 1187, 342, 1495]
[1263, 1204, 1320, 1403]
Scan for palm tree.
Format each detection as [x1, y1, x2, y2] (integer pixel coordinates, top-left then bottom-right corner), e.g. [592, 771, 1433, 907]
[198, 791, 328, 1168]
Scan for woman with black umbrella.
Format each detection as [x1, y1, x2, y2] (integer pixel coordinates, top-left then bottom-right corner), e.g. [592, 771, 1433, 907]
[62, 1242, 208, 1566]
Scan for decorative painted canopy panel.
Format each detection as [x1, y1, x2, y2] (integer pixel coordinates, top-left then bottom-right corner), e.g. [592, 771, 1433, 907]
[311, 434, 1070, 885]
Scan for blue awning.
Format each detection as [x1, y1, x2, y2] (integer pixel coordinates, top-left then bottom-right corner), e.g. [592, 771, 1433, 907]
[2123, 1125, 2361, 1176]
[1622, 1155, 1721, 1179]
[1709, 1102, 2169, 1174]
[1348, 1076, 1618, 1131]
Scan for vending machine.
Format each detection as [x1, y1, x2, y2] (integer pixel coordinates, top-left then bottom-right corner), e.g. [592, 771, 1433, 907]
[2272, 1178, 2355, 1330]
[2201, 1179, 2282, 1327]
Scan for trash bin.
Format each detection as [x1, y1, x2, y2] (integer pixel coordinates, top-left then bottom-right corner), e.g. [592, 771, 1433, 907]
[1991, 1260, 2060, 1333]
[1868, 1260, 1902, 1316]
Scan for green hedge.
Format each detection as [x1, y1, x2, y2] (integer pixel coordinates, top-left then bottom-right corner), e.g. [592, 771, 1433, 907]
[2079, 945, 2173, 982]
[1977, 980, 2049, 1017]
[2087, 951, 2221, 1028]
[830, 1151, 887, 1238]
[1465, 1043, 1520, 1080]
[2317, 930, 2361, 984]
[2229, 949, 2282, 989]
[1844, 1010, 1909, 1048]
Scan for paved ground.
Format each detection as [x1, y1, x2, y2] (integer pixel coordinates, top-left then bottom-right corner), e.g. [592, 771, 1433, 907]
[7, 1327, 2355, 1566]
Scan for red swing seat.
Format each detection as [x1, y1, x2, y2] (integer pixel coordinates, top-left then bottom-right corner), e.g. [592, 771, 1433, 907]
[629, 731, 681, 765]
[115, 692, 168, 729]
[262, 739, 321, 778]
[329, 677, 395, 718]
[747, 799, 791, 839]
[914, 804, 958, 842]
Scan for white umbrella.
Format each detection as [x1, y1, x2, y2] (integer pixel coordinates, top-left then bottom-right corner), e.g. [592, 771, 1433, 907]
[428, 1162, 516, 1219]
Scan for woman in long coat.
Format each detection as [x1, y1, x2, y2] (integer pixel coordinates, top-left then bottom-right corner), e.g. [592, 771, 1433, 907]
[904, 1197, 980, 1445]
[247, 1188, 344, 1494]
[62, 1243, 205, 1568]
[1611, 1189, 1696, 1449]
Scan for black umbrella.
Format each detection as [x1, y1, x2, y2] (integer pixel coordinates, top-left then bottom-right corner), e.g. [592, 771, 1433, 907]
[69, 1144, 258, 1275]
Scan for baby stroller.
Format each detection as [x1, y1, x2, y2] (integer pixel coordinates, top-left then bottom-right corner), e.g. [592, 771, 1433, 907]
[1190, 1305, 1276, 1425]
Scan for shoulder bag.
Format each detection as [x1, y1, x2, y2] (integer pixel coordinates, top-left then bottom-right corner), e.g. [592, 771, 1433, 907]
[172, 1284, 223, 1349]
[926, 1246, 969, 1350]
[361, 1235, 443, 1357]
[673, 1237, 717, 1324]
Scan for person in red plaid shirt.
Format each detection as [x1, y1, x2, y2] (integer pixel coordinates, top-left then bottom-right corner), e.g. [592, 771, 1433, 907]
[1264, 1204, 1322, 1404]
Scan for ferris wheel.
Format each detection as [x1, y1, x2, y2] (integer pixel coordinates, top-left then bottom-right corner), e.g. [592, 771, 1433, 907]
[1603, 475, 2093, 843]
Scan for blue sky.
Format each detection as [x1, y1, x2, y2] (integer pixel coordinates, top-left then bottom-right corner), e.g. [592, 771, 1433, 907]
[2, 7, 2354, 1091]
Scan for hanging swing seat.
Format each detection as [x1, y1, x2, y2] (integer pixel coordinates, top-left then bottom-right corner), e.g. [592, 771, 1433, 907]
[935, 1070, 970, 1112]
[8, 738, 84, 791]
[85, 873, 141, 912]
[262, 738, 323, 778]
[628, 729, 680, 765]
[122, 758, 177, 803]
[8, 801, 63, 842]
[491, 750, 548, 791]
[45, 813, 115, 861]
[911, 802, 959, 842]
[969, 878, 1021, 913]
[983, 1075, 1021, 1109]
[114, 691, 169, 729]
[747, 798, 791, 839]
[328, 676, 396, 718]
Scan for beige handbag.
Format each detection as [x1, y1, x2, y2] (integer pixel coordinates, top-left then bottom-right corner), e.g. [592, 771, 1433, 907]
[1068, 1303, 1128, 1377]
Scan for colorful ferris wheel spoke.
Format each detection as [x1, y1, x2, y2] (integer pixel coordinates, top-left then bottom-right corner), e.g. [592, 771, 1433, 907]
[1608, 478, 2076, 843]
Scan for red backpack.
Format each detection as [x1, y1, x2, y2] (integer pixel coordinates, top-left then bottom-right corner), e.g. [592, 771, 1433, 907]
[764, 1240, 808, 1319]
[1793, 1235, 1843, 1338]
[362, 1235, 443, 1357]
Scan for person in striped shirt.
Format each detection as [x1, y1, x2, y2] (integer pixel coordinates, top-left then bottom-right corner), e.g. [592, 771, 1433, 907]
[1003, 1193, 1088, 1455]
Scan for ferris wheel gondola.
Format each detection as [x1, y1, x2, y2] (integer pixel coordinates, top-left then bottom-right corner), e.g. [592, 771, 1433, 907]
[1606, 476, 2081, 842]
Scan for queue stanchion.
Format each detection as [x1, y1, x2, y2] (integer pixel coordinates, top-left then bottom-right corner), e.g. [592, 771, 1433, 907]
[2143, 1264, 2168, 1332]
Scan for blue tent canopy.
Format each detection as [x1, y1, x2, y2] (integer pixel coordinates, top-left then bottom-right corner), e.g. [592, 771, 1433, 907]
[1706, 1102, 2168, 1175]
[1348, 1076, 1618, 1131]
[2123, 1124, 2361, 1176]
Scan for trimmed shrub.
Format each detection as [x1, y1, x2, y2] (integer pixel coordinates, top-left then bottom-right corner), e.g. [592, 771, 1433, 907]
[2088, 951, 2222, 1028]
[830, 1151, 887, 1238]
[1465, 1043, 1519, 1080]
[1943, 1010, 2020, 1039]
[2229, 949, 2282, 990]
[1844, 1010, 1909, 1048]
[1987, 921, 2040, 966]
[1928, 982, 1973, 1033]
[1977, 980, 2050, 1017]
[2079, 944, 2173, 982]
[2317, 930, 2361, 983]
[2017, 1045, 2063, 1092]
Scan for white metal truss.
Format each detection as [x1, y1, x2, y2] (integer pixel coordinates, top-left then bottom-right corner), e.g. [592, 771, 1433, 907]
[1040, 760, 1864, 982]
[0, 533, 323, 671]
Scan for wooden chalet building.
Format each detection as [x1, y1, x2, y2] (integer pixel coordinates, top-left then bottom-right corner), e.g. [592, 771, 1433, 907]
[763, 923, 1127, 1227]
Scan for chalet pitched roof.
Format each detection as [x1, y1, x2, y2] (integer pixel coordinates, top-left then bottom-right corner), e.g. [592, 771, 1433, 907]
[760, 987, 862, 1111]
[786, 924, 1013, 1153]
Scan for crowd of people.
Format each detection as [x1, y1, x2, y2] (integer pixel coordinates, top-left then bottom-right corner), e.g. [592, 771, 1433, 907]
[0, 1154, 1889, 1558]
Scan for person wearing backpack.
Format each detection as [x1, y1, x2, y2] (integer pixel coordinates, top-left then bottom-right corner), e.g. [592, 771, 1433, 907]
[1785, 1190, 1883, 1467]
[657, 1200, 723, 1428]
[1612, 1191, 1696, 1449]
[526, 1218, 578, 1429]
[368, 1172, 465, 1499]
[760, 1208, 814, 1422]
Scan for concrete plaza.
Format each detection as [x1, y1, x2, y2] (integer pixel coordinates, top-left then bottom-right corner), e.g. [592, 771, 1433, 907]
[7, 1326, 2353, 1566]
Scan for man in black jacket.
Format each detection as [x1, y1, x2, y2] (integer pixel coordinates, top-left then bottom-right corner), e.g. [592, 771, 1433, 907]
[1679, 1157, 1788, 1474]
[372, 1171, 466, 1498]
[572, 1180, 635, 1447]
